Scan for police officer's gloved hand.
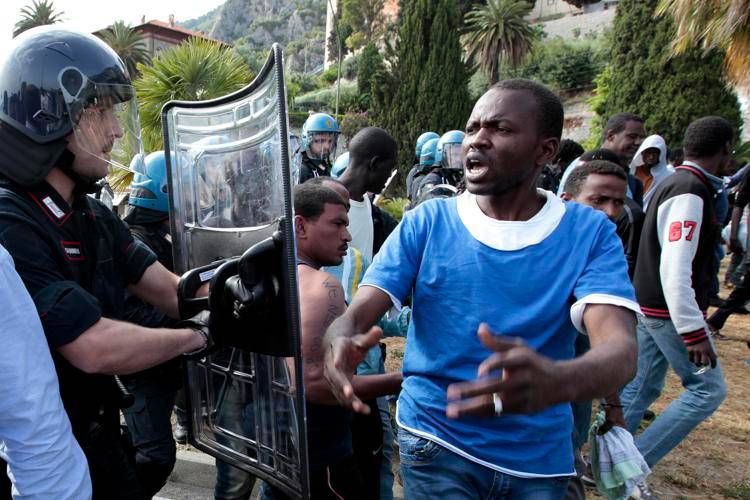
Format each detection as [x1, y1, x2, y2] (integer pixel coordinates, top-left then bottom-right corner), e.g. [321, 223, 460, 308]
[179, 310, 214, 359]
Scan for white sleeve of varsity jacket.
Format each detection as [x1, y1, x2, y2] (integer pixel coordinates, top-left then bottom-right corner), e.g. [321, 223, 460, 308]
[656, 193, 708, 334]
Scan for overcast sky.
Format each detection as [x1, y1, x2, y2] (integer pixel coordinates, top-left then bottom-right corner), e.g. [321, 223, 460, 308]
[1, 0, 225, 54]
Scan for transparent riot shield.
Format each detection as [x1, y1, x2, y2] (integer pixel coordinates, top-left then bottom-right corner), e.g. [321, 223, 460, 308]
[162, 44, 308, 499]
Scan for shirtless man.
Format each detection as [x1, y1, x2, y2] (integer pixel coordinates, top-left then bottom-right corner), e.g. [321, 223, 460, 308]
[284, 182, 401, 499]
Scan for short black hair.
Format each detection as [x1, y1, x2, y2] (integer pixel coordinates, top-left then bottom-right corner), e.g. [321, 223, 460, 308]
[602, 112, 644, 142]
[349, 127, 397, 165]
[293, 182, 347, 219]
[490, 79, 564, 139]
[682, 116, 734, 158]
[563, 160, 627, 198]
[668, 147, 683, 164]
[556, 139, 584, 166]
[580, 148, 622, 165]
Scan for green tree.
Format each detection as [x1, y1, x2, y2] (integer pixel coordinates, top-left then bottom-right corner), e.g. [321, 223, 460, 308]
[341, 0, 386, 50]
[109, 38, 253, 190]
[356, 42, 384, 109]
[657, 0, 750, 87]
[509, 37, 607, 92]
[372, 0, 471, 192]
[97, 21, 151, 78]
[593, 0, 742, 147]
[462, 0, 536, 84]
[14, 0, 63, 37]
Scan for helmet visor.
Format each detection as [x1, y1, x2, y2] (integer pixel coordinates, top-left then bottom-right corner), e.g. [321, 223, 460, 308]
[444, 143, 463, 170]
[306, 132, 338, 160]
[65, 83, 144, 178]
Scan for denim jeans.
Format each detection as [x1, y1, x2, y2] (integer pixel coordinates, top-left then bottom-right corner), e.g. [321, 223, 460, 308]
[398, 428, 569, 500]
[620, 316, 727, 467]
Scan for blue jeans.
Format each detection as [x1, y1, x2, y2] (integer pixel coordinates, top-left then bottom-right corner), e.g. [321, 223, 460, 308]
[620, 317, 727, 467]
[398, 428, 569, 499]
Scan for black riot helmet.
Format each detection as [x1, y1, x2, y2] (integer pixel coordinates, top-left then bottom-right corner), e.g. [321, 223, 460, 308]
[0, 25, 142, 188]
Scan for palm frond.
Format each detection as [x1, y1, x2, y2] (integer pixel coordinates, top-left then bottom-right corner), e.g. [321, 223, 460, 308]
[98, 21, 151, 78]
[657, 0, 750, 87]
[461, 0, 536, 84]
[14, 0, 64, 37]
[134, 37, 254, 152]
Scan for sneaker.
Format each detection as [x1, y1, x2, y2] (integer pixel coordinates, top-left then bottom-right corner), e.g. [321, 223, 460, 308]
[629, 480, 658, 499]
[708, 325, 730, 340]
[173, 422, 188, 444]
[642, 409, 656, 422]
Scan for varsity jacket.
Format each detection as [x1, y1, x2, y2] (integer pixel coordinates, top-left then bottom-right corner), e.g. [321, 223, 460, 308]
[633, 162, 719, 345]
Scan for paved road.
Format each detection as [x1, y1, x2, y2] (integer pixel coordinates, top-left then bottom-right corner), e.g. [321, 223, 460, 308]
[157, 449, 403, 499]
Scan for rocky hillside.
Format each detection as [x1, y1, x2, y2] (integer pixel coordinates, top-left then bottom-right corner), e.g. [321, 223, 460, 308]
[181, 0, 327, 74]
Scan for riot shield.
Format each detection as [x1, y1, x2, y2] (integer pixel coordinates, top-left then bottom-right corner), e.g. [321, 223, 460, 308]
[162, 44, 308, 499]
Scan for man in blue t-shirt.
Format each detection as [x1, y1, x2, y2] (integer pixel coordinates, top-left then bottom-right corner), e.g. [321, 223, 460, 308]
[323, 79, 640, 499]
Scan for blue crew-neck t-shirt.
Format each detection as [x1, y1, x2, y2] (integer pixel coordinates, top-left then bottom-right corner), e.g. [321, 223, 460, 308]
[361, 190, 639, 478]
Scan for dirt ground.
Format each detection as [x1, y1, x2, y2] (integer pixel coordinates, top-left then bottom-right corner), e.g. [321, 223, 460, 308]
[382, 274, 750, 499]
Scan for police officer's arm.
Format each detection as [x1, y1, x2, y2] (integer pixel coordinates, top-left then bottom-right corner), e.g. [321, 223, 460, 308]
[57, 318, 205, 375]
[128, 261, 181, 319]
[302, 273, 401, 406]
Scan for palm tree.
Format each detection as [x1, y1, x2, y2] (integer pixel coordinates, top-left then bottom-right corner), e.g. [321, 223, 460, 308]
[657, 0, 750, 87]
[14, 0, 64, 37]
[462, 0, 536, 85]
[98, 21, 151, 78]
[109, 37, 253, 190]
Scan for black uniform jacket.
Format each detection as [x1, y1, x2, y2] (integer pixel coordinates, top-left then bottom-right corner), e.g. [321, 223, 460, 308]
[0, 178, 156, 436]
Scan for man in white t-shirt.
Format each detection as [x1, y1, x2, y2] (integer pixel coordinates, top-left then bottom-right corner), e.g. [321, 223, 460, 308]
[336, 127, 397, 261]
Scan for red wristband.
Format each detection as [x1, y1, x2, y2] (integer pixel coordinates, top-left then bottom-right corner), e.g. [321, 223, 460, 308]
[681, 328, 708, 346]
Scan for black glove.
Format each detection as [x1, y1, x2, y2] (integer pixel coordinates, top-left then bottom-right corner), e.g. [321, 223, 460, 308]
[179, 310, 214, 359]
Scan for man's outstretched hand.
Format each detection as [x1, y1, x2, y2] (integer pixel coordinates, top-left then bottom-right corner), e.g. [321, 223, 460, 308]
[323, 326, 383, 414]
[446, 323, 561, 418]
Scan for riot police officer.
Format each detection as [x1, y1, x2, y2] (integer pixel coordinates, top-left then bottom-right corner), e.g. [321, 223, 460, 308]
[413, 130, 465, 204]
[405, 131, 439, 203]
[119, 151, 185, 496]
[409, 137, 439, 204]
[297, 112, 340, 183]
[0, 27, 209, 499]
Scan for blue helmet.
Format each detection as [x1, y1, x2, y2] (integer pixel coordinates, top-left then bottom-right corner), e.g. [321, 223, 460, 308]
[129, 151, 169, 213]
[301, 113, 340, 161]
[331, 152, 349, 179]
[436, 130, 465, 170]
[419, 138, 439, 170]
[415, 131, 439, 160]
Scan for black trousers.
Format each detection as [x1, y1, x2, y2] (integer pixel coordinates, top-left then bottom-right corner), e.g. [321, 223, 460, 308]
[78, 417, 149, 500]
[707, 269, 750, 330]
[350, 399, 383, 500]
[265, 455, 366, 500]
[0, 460, 10, 500]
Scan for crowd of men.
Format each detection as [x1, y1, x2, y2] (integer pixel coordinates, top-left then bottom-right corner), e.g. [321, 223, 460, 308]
[1, 25, 747, 500]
